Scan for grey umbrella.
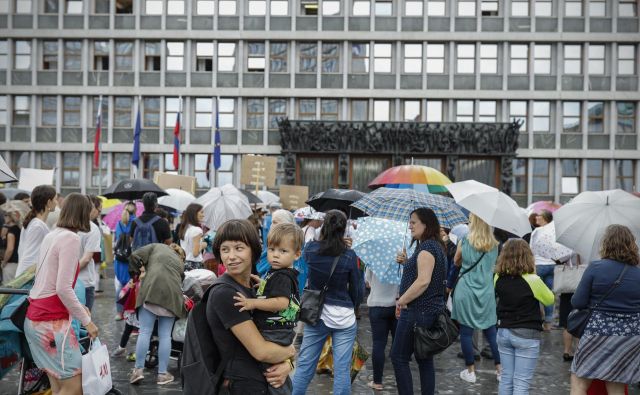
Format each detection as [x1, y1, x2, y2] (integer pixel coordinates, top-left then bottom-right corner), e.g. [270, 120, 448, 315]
[0, 155, 18, 183]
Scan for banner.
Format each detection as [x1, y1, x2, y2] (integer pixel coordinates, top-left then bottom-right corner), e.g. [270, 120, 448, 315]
[153, 171, 196, 194]
[18, 168, 55, 192]
[240, 155, 277, 188]
[280, 185, 309, 211]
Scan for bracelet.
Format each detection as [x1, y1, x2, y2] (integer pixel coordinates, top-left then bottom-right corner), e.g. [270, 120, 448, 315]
[285, 358, 295, 370]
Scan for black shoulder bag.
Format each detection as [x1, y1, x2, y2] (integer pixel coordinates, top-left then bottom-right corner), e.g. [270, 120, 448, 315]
[299, 255, 340, 326]
[567, 264, 628, 338]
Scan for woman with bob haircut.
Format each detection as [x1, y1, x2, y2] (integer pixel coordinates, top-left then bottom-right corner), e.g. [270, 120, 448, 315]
[178, 203, 206, 271]
[207, 219, 295, 393]
[570, 225, 640, 395]
[494, 239, 554, 394]
[23, 193, 98, 395]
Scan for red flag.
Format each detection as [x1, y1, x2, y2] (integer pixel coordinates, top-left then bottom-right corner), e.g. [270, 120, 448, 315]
[173, 110, 181, 170]
[93, 97, 102, 168]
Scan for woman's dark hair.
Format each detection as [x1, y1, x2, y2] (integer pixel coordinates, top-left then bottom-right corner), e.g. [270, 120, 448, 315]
[410, 208, 444, 249]
[600, 225, 639, 266]
[14, 192, 30, 201]
[87, 194, 102, 210]
[23, 185, 56, 229]
[178, 203, 203, 240]
[318, 210, 347, 256]
[538, 210, 553, 224]
[57, 193, 92, 233]
[212, 219, 262, 265]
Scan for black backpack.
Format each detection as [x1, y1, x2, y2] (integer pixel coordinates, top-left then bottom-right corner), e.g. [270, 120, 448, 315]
[181, 274, 249, 395]
[114, 231, 131, 263]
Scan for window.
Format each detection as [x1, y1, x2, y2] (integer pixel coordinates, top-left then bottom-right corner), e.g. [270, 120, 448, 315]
[93, 41, 109, 71]
[353, 0, 370, 15]
[43, 0, 58, 13]
[615, 160, 635, 191]
[196, 0, 215, 14]
[63, 41, 81, 70]
[116, 0, 133, 13]
[480, 44, 498, 74]
[509, 101, 528, 132]
[194, 154, 211, 189]
[62, 153, 80, 186]
[145, 42, 161, 71]
[247, 42, 265, 72]
[427, 0, 445, 15]
[351, 99, 368, 121]
[564, 44, 582, 74]
[91, 96, 108, 127]
[0, 96, 5, 125]
[426, 43, 445, 73]
[405, 0, 423, 16]
[510, 44, 528, 74]
[66, 0, 82, 13]
[213, 155, 234, 187]
[565, 0, 582, 16]
[373, 100, 390, 121]
[0, 0, 8, 12]
[322, 42, 340, 73]
[115, 41, 133, 71]
[299, 42, 317, 73]
[588, 101, 604, 133]
[167, 0, 185, 14]
[195, 98, 213, 128]
[374, 43, 392, 73]
[166, 42, 184, 71]
[562, 159, 580, 194]
[42, 40, 58, 70]
[114, 97, 132, 127]
[248, 0, 265, 15]
[218, 98, 235, 128]
[481, 0, 498, 15]
[351, 43, 369, 73]
[301, 0, 318, 15]
[39, 152, 57, 170]
[321, 99, 339, 120]
[404, 44, 422, 73]
[196, 42, 213, 71]
[269, 99, 287, 129]
[532, 159, 551, 194]
[298, 99, 316, 120]
[478, 101, 496, 122]
[375, 0, 392, 15]
[534, 44, 551, 74]
[15, 0, 31, 12]
[217, 43, 236, 71]
[246, 98, 264, 130]
[588, 44, 605, 75]
[618, 45, 635, 75]
[457, 44, 475, 74]
[534, 0, 552, 15]
[322, 0, 340, 15]
[563, 102, 581, 133]
[219, 0, 236, 14]
[457, 0, 476, 15]
[13, 96, 30, 125]
[512, 0, 529, 15]
[145, 0, 162, 14]
[270, 0, 287, 14]
[270, 42, 288, 73]
[512, 159, 527, 195]
[617, 102, 636, 134]
[40, 96, 57, 126]
[0, 41, 7, 69]
[586, 160, 604, 191]
[404, 100, 421, 121]
[113, 153, 131, 183]
[533, 101, 550, 133]
[426, 100, 443, 122]
[589, 0, 605, 16]
[165, 97, 180, 127]
[618, 0, 637, 16]
[143, 97, 160, 127]
[15, 40, 31, 70]
[63, 96, 81, 126]
[456, 100, 474, 122]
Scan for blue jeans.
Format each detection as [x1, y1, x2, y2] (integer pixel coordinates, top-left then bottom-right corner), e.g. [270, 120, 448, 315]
[369, 306, 397, 384]
[84, 287, 95, 311]
[292, 319, 357, 395]
[459, 324, 500, 366]
[390, 309, 437, 395]
[134, 307, 175, 374]
[497, 328, 540, 395]
[536, 265, 555, 322]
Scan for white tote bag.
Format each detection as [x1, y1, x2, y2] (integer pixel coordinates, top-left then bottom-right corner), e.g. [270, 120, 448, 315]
[82, 338, 112, 395]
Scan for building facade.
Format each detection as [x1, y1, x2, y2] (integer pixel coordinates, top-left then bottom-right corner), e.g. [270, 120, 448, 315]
[0, 0, 638, 205]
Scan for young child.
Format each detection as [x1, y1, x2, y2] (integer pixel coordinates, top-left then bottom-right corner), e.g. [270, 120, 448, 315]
[233, 222, 303, 394]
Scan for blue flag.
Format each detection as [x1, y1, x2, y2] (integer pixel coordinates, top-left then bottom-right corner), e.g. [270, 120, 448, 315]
[213, 98, 221, 170]
[132, 107, 141, 168]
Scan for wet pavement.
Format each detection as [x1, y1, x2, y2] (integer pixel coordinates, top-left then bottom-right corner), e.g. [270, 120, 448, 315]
[3, 272, 640, 394]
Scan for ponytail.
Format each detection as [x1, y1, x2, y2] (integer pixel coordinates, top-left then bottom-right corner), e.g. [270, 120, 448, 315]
[22, 185, 56, 229]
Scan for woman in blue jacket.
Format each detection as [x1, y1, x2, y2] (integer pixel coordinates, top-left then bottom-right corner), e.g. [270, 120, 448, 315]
[292, 210, 364, 395]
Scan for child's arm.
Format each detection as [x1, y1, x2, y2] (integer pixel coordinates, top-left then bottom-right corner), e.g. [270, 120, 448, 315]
[233, 292, 289, 313]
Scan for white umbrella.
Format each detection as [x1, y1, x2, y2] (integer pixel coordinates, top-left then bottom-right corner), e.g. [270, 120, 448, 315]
[195, 184, 252, 231]
[445, 180, 531, 237]
[256, 190, 280, 206]
[554, 189, 640, 263]
[0, 155, 18, 183]
[158, 188, 196, 212]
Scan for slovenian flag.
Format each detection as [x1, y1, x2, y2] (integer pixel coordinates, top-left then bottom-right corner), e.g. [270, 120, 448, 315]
[173, 98, 181, 170]
[214, 97, 221, 170]
[93, 96, 102, 168]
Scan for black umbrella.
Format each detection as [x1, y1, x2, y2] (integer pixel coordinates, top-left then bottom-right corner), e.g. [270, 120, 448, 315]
[306, 188, 367, 218]
[239, 189, 263, 205]
[102, 179, 168, 200]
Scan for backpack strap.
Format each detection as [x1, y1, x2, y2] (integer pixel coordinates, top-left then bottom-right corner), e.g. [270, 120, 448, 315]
[147, 216, 161, 226]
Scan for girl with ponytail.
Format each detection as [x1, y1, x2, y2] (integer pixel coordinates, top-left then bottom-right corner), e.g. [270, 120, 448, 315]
[16, 185, 57, 277]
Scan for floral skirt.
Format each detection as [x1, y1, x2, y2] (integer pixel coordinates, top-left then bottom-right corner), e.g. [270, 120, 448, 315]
[24, 318, 82, 380]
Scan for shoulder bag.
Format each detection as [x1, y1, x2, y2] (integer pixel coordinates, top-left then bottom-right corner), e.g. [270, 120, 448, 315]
[450, 252, 486, 299]
[10, 244, 52, 331]
[553, 255, 584, 294]
[299, 255, 340, 326]
[567, 264, 628, 338]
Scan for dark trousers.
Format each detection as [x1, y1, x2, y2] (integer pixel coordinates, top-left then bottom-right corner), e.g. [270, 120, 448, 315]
[369, 306, 397, 384]
[85, 286, 95, 311]
[459, 324, 500, 366]
[119, 323, 136, 348]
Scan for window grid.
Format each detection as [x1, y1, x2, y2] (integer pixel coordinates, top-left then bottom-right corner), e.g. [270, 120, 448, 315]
[533, 101, 551, 133]
[321, 99, 339, 121]
[534, 0, 552, 15]
[114, 97, 133, 127]
[565, 0, 582, 16]
[405, 0, 424, 16]
[196, 42, 214, 72]
[143, 97, 160, 127]
[93, 41, 110, 71]
[63, 96, 81, 127]
[480, 44, 498, 74]
[532, 159, 551, 194]
[246, 98, 264, 130]
[403, 100, 421, 121]
[534, 44, 551, 74]
[218, 98, 235, 128]
[404, 44, 422, 74]
[588, 101, 605, 134]
[426, 44, 445, 74]
[427, 0, 445, 15]
[247, 42, 266, 72]
[618, 45, 636, 75]
[457, 44, 475, 74]
[512, 0, 529, 16]
[299, 42, 317, 73]
[297, 99, 316, 120]
[564, 44, 582, 74]
[510, 44, 528, 74]
[15, 41, 31, 70]
[374, 43, 392, 73]
[144, 42, 161, 71]
[563, 102, 581, 133]
[351, 43, 369, 73]
[195, 98, 213, 128]
[217, 43, 236, 72]
[166, 42, 184, 71]
[615, 159, 635, 191]
[41, 96, 57, 126]
[426, 101, 443, 122]
[269, 99, 287, 129]
[478, 101, 497, 122]
[512, 158, 527, 195]
[617, 102, 636, 134]
[509, 101, 528, 132]
[42, 41, 58, 70]
[115, 41, 134, 71]
[270, 42, 288, 73]
[321, 43, 340, 73]
[588, 44, 605, 75]
[456, 100, 474, 122]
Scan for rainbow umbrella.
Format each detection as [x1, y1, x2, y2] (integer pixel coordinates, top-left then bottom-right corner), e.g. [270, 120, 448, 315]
[102, 201, 144, 231]
[526, 201, 562, 215]
[98, 196, 122, 213]
[368, 165, 452, 194]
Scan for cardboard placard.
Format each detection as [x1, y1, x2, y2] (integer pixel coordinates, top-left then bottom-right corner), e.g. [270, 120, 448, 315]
[153, 172, 196, 194]
[241, 155, 277, 188]
[280, 185, 309, 211]
[18, 168, 55, 192]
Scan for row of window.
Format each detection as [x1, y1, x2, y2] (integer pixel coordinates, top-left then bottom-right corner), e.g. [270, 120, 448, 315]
[4, 40, 637, 75]
[4, 0, 637, 17]
[3, 96, 637, 136]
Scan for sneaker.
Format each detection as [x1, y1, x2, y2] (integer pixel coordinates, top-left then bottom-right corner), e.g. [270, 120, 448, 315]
[496, 371, 502, 382]
[129, 368, 144, 384]
[114, 313, 123, 321]
[126, 352, 136, 362]
[111, 346, 126, 357]
[459, 369, 477, 384]
[157, 372, 174, 385]
[366, 381, 383, 391]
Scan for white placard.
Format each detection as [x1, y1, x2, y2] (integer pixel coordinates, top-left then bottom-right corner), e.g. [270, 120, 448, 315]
[561, 177, 579, 194]
[18, 168, 55, 192]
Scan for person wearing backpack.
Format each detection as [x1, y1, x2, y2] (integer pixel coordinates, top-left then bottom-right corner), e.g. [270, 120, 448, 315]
[129, 193, 172, 251]
[113, 201, 136, 320]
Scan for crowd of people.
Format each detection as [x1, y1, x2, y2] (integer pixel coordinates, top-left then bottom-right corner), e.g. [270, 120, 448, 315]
[1, 186, 639, 395]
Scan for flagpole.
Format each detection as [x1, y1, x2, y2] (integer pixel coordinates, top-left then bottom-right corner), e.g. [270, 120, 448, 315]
[97, 95, 103, 195]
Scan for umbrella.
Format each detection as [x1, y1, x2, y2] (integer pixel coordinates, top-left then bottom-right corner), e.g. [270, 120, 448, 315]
[352, 217, 415, 285]
[103, 179, 167, 200]
[158, 188, 196, 212]
[554, 190, 640, 263]
[195, 184, 252, 231]
[530, 222, 573, 261]
[0, 155, 17, 183]
[307, 189, 366, 218]
[0, 200, 30, 221]
[97, 196, 122, 214]
[526, 201, 562, 215]
[256, 190, 280, 206]
[369, 165, 452, 194]
[351, 187, 467, 229]
[0, 188, 30, 200]
[445, 180, 531, 237]
[239, 189, 263, 205]
[293, 206, 325, 221]
[102, 201, 144, 231]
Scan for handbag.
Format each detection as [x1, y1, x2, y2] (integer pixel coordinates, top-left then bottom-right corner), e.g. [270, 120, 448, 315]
[299, 255, 340, 326]
[553, 264, 586, 294]
[567, 265, 628, 338]
[414, 310, 460, 358]
[82, 338, 112, 395]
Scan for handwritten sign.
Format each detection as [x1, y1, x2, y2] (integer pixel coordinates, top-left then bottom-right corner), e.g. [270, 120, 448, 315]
[280, 185, 309, 211]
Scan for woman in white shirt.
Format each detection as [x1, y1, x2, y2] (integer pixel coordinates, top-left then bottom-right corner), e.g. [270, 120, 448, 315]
[178, 203, 206, 271]
[16, 185, 57, 277]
